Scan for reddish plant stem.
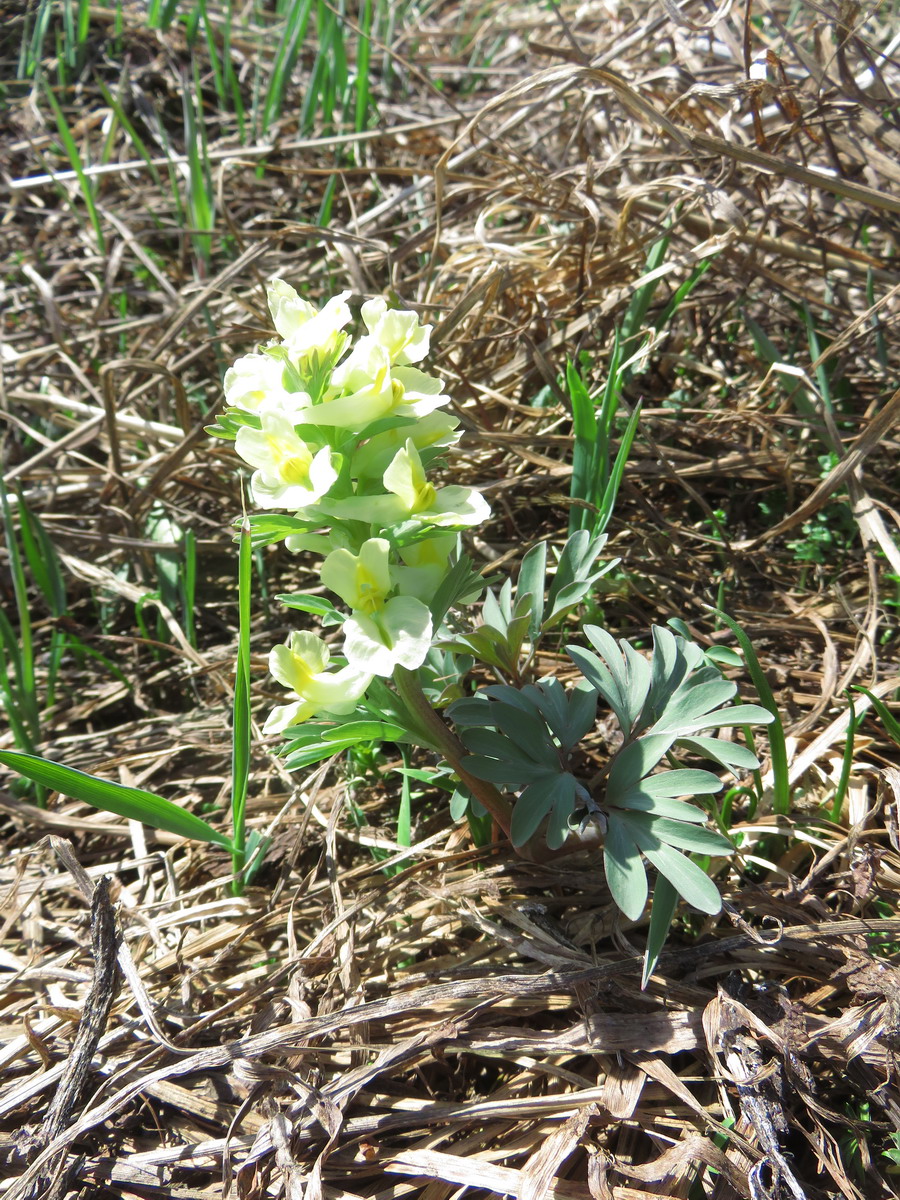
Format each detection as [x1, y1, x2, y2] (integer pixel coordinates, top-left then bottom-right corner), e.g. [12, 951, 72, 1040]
[392, 666, 514, 838]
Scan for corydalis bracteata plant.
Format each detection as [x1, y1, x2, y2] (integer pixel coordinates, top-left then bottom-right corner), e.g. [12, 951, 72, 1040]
[211, 280, 774, 978]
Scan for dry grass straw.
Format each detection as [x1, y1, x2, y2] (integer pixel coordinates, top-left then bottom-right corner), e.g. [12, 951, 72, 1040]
[2, 0, 900, 1195]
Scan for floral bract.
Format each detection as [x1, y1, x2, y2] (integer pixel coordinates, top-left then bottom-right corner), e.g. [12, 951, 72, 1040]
[215, 278, 490, 727]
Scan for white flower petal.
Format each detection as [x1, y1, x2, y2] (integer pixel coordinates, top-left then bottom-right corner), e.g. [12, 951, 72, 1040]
[321, 539, 392, 612]
[361, 298, 431, 364]
[343, 596, 433, 675]
[265, 632, 372, 728]
[264, 699, 313, 734]
[267, 279, 351, 360]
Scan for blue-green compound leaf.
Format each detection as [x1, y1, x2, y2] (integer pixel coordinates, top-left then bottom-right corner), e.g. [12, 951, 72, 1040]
[620, 816, 722, 914]
[461, 754, 541, 789]
[641, 842, 722, 914]
[510, 772, 578, 848]
[604, 815, 648, 921]
[629, 768, 723, 798]
[517, 540, 547, 643]
[0, 751, 233, 849]
[611, 794, 710, 823]
[636, 815, 732, 855]
[675, 735, 760, 773]
[647, 677, 737, 732]
[491, 703, 555, 755]
[606, 736, 677, 794]
[642, 874, 679, 988]
[461, 726, 559, 770]
[447, 696, 495, 726]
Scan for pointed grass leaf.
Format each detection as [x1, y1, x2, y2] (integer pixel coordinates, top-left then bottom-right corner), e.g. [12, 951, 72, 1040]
[595, 399, 642, 537]
[604, 814, 648, 920]
[0, 751, 233, 849]
[42, 84, 106, 253]
[18, 498, 66, 617]
[230, 518, 254, 889]
[853, 686, 900, 747]
[713, 609, 789, 814]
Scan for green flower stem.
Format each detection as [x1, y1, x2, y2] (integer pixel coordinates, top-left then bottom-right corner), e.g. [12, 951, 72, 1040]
[392, 666, 514, 838]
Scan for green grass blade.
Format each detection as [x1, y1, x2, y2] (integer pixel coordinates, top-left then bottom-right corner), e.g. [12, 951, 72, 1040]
[76, 0, 91, 45]
[0, 611, 36, 759]
[42, 83, 106, 253]
[620, 230, 670, 344]
[182, 528, 198, 649]
[182, 61, 215, 268]
[595, 399, 641, 537]
[96, 78, 165, 189]
[653, 259, 714, 332]
[713, 610, 790, 815]
[220, 0, 246, 140]
[853, 686, 900, 748]
[0, 490, 40, 742]
[803, 300, 833, 415]
[0, 750, 233, 848]
[355, 0, 373, 133]
[21, 0, 53, 78]
[231, 516, 253, 890]
[148, 0, 182, 30]
[567, 358, 600, 534]
[198, 0, 227, 113]
[262, 0, 313, 135]
[829, 691, 861, 823]
[17, 494, 66, 617]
